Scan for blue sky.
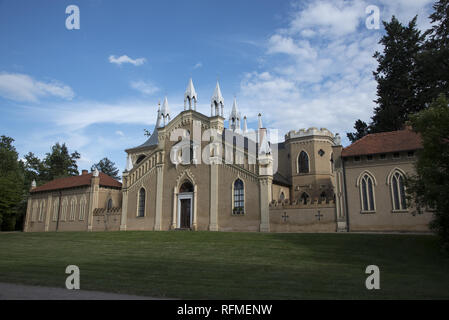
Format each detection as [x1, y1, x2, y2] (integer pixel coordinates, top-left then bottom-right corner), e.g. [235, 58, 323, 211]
[0, 0, 435, 173]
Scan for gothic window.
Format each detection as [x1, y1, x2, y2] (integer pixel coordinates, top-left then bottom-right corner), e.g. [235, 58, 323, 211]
[320, 192, 327, 203]
[138, 188, 146, 217]
[330, 153, 334, 173]
[79, 196, 87, 220]
[53, 199, 59, 221]
[38, 200, 45, 222]
[233, 179, 244, 214]
[61, 198, 68, 221]
[360, 173, 375, 212]
[107, 199, 113, 211]
[279, 192, 285, 202]
[391, 171, 407, 211]
[300, 192, 309, 205]
[179, 181, 194, 193]
[298, 151, 309, 174]
[70, 198, 77, 221]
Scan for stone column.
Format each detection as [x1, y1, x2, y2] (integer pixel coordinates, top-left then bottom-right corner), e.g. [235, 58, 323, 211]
[120, 172, 129, 231]
[193, 184, 198, 230]
[44, 194, 52, 232]
[171, 187, 177, 229]
[209, 159, 219, 231]
[88, 174, 100, 231]
[259, 177, 272, 232]
[154, 164, 164, 230]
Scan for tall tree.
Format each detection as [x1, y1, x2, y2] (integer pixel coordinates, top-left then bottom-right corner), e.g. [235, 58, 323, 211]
[406, 94, 449, 252]
[0, 136, 24, 230]
[42, 143, 80, 181]
[91, 157, 120, 180]
[416, 0, 449, 108]
[347, 119, 370, 143]
[371, 16, 424, 132]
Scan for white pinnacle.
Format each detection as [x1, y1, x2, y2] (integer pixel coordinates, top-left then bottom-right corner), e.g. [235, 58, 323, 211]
[184, 78, 198, 110]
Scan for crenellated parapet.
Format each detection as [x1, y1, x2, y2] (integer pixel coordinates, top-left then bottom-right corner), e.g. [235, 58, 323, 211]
[285, 127, 334, 140]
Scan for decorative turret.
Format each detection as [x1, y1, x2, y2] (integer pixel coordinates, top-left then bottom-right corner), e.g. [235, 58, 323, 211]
[229, 97, 241, 132]
[93, 167, 99, 177]
[258, 113, 263, 129]
[243, 116, 248, 134]
[211, 81, 224, 117]
[31, 180, 36, 189]
[125, 154, 133, 172]
[160, 96, 171, 126]
[184, 78, 198, 111]
[155, 103, 162, 128]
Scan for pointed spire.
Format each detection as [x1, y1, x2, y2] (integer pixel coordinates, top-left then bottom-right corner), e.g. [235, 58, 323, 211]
[126, 154, 133, 171]
[155, 103, 162, 128]
[31, 179, 36, 188]
[229, 97, 241, 131]
[243, 116, 248, 134]
[93, 167, 99, 177]
[259, 132, 271, 155]
[211, 81, 224, 117]
[258, 113, 263, 129]
[184, 78, 198, 110]
[161, 96, 170, 126]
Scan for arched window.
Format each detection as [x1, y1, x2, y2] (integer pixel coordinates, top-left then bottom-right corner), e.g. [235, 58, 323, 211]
[136, 155, 145, 165]
[70, 198, 77, 221]
[39, 200, 45, 222]
[79, 196, 86, 220]
[53, 199, 59, 221]
[320, 192, 327, 203]
[298, 151, 309, 173]
[61, 198, 68, 221]
[300, 192, 309, 205]
[360, 174, 375, 212]
[107, 199, 113, 211]
[330, 153, 334, 173]
[279, 192, 285, 202]
[179, 181, 194, 193]
[233, 179, 244, 214]
[391, 171, 407, 211]
[138, 188, 146, 217]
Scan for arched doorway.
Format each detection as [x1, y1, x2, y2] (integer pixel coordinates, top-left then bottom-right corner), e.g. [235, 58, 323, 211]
[178, 181, 194, 229]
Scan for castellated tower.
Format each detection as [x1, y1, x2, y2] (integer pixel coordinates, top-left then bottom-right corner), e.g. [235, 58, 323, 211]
[284, 128, 341, 205]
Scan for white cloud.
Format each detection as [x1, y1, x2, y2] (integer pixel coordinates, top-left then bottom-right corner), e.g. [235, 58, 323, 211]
[0, 72, 74, 102]
[108, 55, 146, 66]
[194, 62, 203, 69]
[237, 0, 433, 145]
[115, 130, 124, 136]
[130, 80, 159, 95]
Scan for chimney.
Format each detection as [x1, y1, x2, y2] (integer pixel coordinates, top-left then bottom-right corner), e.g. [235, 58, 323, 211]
[82, 169, 88, 175]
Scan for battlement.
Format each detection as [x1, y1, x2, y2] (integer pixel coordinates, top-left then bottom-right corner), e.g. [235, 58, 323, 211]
[269, 198, 335, 209]
[285, 127, 334, 140]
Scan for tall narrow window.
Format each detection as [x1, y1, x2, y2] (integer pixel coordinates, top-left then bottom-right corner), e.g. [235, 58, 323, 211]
[61, 198, 68, 221]
[107, 199, 113, 211]
[391, 171, 407, 211]
[79, 196, 86, 220]
[300, 192, 309, 205]
[360, 174, 375, 212]
[298, 151, 309, 173]
[233, 179, 244, 214]
[138, 188, 145, 217]
[39, 200, 45, 222]
[53, 199, 59, 221]
[70, 198, 77, 221]
[32, 202, 38, 222]
[279, 192, 285, 202]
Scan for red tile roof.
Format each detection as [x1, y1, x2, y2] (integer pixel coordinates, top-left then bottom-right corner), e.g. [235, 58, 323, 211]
[342, 128, 422, 157]
[31, 172, 122, 193]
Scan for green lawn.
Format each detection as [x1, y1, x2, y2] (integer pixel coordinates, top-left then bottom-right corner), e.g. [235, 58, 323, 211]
[0, 231, 448, 299]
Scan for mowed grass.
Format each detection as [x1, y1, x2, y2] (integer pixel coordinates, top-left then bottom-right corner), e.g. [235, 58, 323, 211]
[0, 231, 448, 299]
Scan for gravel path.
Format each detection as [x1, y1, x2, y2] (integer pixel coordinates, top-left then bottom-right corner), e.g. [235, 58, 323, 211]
[0, 282, 169, 300]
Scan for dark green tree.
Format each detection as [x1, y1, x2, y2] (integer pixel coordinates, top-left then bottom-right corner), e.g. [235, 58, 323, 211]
[371, 16, 424, 132]
[0, 136, 24, 230]
[42, 143, 80, 181]
[91, 157, 120, 180]
[416, 0, 449, 109]
[406, 94, 449, 252]
[347, 119, 370, 143]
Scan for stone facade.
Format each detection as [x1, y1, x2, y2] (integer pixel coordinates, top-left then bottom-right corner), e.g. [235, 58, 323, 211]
[24, 80, 433, 233]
